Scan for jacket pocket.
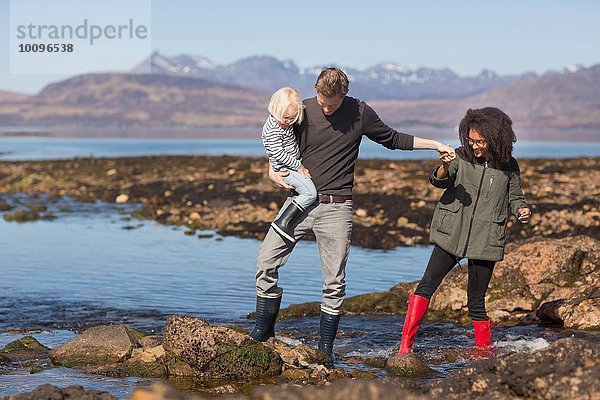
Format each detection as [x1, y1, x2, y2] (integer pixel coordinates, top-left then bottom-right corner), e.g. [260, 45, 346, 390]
[436, 202, 461, 235]
[490, 214, 507, 246]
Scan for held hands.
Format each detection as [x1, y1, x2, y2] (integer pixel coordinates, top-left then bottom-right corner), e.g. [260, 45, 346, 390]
[438, 150, 455, 165]
[437, 143, 455, 160]
[518, 207, 531, 224]
[434, 144, 455, 180]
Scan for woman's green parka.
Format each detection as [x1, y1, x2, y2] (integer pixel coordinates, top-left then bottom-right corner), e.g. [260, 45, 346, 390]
[428, 147, 528, 261]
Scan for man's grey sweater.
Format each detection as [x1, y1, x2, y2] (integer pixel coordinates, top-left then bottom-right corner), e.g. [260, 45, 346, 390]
[294, 96, 414, 196]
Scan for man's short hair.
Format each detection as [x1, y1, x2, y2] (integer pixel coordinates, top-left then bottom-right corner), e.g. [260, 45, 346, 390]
[315, 68, 349, 97]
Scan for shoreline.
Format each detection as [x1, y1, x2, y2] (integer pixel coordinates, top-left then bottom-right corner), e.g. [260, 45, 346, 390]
[0, 155, 598, 249]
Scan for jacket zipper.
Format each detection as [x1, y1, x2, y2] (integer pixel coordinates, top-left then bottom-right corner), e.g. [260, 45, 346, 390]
[461, 161, 487, 257]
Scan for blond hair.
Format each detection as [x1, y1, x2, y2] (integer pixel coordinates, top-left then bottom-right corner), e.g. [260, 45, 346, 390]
[268, 87, 304, 125]
[315, 68, 349, 97]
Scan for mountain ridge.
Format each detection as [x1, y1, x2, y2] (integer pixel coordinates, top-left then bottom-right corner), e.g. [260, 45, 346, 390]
[131, 52, 537, 100]
[0, 57, 598, 137]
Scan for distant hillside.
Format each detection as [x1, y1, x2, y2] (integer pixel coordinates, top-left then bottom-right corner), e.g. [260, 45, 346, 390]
[0, 73, 270, 129]
[371, 64, 600, 131]
[0, 90, 28, 103]
[133, 52, 534, 100]
[0, 63, 598, 136]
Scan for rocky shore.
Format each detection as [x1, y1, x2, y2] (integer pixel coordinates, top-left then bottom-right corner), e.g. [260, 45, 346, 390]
[0, 155, 598, 249]
[2, 323, 598, 400]
[1, 234, 598, 399]
[1, 155, 599, 399]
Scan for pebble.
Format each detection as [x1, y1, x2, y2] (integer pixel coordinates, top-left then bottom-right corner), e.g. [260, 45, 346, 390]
[356, 208, 368, 218]
[115, 194, 129, 203]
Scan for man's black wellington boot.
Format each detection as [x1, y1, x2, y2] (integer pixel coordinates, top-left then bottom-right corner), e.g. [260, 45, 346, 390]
[249, 295, 282, 342]
[318, 310, 341, 364]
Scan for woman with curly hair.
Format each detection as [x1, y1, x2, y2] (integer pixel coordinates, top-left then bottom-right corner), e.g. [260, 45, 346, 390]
[395, 107, 531, 354]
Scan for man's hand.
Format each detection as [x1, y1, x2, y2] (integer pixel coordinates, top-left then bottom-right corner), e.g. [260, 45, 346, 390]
[268, 164, 293, 189]
[298, 166, 312, 178]
[518, 207, 531, 224]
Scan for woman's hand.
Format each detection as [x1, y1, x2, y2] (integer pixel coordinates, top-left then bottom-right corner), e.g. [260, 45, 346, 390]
[518, 207, 531, 223]
[435, 150, 455, 179]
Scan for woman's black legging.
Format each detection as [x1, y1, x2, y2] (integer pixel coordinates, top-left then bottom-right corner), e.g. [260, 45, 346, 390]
[414, 245, 495, 321]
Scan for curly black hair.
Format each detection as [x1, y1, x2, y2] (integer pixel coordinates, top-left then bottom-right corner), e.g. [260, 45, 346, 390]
[458, 107, 517, 169]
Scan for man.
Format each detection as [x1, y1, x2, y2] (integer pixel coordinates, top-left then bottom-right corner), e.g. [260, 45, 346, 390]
[250, 68, 454, 361]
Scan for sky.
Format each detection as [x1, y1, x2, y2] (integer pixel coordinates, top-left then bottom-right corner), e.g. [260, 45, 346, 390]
[0, 0, 599, 94]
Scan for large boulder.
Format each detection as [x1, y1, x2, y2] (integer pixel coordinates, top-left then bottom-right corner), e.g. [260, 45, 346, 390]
[49, 325, 139, 367]
[163, 315, 282, 381]
[482, 235, 599, 324]
[428, 337, 600, 399]
[537, 286, 600, 330]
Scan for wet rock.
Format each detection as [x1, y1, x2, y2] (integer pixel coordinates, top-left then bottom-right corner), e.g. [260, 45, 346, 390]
[428, 337, 600, 400]
[126, 328, 149, 342]
[537, 286, 600, 330]
[363, 356, 388, 369]
[2, 336, 49, 352]
[0, 353, 10, 364]
[281, 366, 311, 381]
[49, 324, 139, 367]
[129, 382, 242, 399]
[128, 383, 197, 400]
[139, 335, 164, 348]
[163, 315, 282, 381]
[385, 353, 437, 377]
[258, 340, 323, 368]
[271, 301, 321, 319]
[3, 210, 42, 222]
[96, 345, 167, 378]
[28, 204, 47, 213]
[28, 365, 45, 374]
[350, 369, 378, 379]
[294, 343, 332, 367]
[165, 358, 195, 376]
[6, 384, 117, 400]
[251, 379, 427, 400]
[262, 338, 298, 365]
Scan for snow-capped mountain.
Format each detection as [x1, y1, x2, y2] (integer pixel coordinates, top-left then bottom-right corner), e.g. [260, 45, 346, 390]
[131, 52, 535, 100]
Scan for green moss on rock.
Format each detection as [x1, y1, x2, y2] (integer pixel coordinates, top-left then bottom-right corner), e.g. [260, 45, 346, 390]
[204, 340, 282, 380]
[126, 327, 148, 342]
[3, 336, 49, 352]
